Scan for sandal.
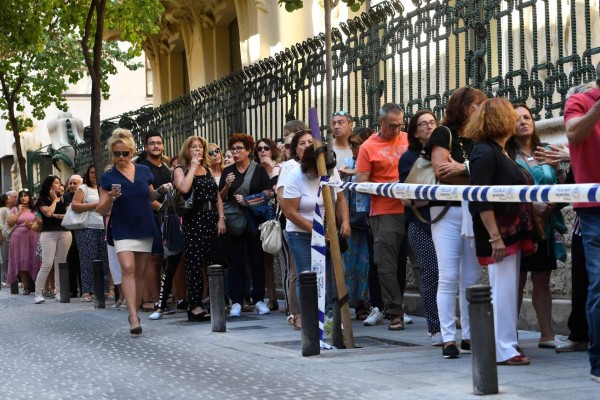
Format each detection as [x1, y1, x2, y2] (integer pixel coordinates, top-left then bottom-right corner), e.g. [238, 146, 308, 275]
[141, 301, 155, 312]
[242, 303, 254, 312]
[292, 314, 301, 330]
[267, 299, 279, 312]
[388, 315, 405, 331]
[355, 307, 369, 321]
[81, 293, 93, 302]
[497, 355, 531, 366]
[22, 288, 30, 295]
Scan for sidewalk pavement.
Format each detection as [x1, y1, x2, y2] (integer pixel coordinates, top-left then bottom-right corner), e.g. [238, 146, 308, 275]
[0, 288, 596, 400]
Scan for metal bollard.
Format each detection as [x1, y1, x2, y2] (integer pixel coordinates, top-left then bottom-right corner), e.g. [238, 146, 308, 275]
[467, 285, 498, 395]
[29, 274, 35, 294]
[299, 271, 320, 357]
[59, 263, 70, 303]
[10, 280, 19, 294]
[93, 260, 105, 308]
[208, 265, 226, 332]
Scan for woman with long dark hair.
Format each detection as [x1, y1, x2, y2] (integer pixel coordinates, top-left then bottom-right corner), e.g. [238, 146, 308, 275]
[33, 176, 72, 304]
[6, 190, 39, 295]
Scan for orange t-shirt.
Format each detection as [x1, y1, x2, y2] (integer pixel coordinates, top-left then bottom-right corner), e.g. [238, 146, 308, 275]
[355, 132, 408, 215]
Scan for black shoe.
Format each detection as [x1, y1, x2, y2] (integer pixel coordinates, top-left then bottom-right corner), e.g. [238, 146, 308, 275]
[128, 316, 142, 337]
[187, 310, 211, 322]
[443, 344, 460, 359]
[177, 300, 188, 310]
[460, 340, 471, 353]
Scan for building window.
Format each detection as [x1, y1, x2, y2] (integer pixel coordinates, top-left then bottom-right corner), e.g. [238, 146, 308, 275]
[63, 71, 92, 96]
[146, 57, 153, 97]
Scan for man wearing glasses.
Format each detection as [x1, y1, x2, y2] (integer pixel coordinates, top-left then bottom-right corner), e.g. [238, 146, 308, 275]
[332, 111, 354, 169]
[139, 131, 172, 312]
[355, 103, 409, 331]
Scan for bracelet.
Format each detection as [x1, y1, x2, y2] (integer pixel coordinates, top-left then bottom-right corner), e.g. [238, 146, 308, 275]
[488, 236, 502, 243]
[220, 216, 226, 220]
[464, 161, 470, 175]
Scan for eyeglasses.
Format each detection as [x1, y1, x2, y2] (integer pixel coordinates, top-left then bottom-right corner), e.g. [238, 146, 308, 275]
[208, 149, 221, 157]
[230, 146, 245, 154]
[417, 121, 437, 129]
[113, 151, 130, 158]
[333, 110, 353, 119]
[382, 120, 404, 131]
[348, 141, 362, 149]
[256, 145, 271, 152]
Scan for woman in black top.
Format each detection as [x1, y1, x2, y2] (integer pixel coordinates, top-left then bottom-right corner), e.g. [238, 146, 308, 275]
[427, 87, 487, 359]
[466, 98, 537, 366]
[399, 109, 442, 345]
[33, 176, 72, 304]
[219, 133, 272, 317]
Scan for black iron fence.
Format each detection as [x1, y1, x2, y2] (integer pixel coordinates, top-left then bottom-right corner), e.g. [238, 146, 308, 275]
[32, 0, 600, 183]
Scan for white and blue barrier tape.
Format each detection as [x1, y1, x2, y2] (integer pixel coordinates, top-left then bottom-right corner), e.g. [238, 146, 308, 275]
[323, 182, 600, 203]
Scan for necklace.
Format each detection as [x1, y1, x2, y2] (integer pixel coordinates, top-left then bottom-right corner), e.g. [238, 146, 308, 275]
[457, 137, 469, 161]
[517, 148, 534, 162]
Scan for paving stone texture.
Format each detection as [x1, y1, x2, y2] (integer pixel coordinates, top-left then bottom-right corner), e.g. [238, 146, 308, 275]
[0, 289, 597, 399]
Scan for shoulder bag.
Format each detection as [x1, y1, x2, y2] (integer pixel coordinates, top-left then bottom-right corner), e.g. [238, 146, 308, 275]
[223, 162, 257, 236]
[62, 185, 91, 230]
[258, 203, 282, 254]
[404, 125, 453, 224]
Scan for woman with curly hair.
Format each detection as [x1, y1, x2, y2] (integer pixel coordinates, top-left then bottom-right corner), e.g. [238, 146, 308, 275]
[466, 98, 538, 366]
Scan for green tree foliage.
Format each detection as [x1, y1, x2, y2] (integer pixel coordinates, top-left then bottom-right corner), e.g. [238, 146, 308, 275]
[0, 0, 163, 188]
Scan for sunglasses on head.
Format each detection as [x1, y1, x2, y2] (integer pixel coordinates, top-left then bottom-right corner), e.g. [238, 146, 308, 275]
[256, 145, 271, 152]
[113, 151, 130, 158]
[208, 149, 221, 157]
[333, 110, 353, 119]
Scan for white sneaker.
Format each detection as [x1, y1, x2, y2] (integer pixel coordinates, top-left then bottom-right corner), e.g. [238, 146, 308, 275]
[230, 303, 242, 317]
[363, 307, 384, 326]
[149, 311, 163, 320]
[403, 313, 414, 324]
[55, 293, 61, 302]
[592, 374, 600, 383]
[254, 301, 271, 315]
[430, 332, 443, 346]
[34, 295, 45, 304]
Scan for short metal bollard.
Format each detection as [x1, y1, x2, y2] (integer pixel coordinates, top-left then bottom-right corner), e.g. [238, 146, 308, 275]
[93, 260, 105, 308]
[58, 263, 70, 303]
[208, 265, 226, 332]
[467, 285, 498, 395]
[10, 280, 19, 294]
[299, 271, 319, 357]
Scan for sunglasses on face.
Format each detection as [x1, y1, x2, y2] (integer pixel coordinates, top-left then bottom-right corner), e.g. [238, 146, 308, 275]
[256, 145, 271, 152]
[284, 144, 291, 149]
[349, 141, 362, 149]
[383, 120, 404, 131]
[208, 149, 221, 157]
[113, 151, 130, 158]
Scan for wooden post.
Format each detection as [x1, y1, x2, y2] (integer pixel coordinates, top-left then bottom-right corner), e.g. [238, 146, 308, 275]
[309, 108, 354, 349]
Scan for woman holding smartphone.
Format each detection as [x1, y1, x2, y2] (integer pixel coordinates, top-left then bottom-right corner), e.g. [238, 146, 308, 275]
[33, 176, 72, 304]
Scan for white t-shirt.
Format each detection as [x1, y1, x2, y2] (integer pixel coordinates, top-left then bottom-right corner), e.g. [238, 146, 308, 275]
[276, 159, 299, 190]
[283, 166, 342, 233]
[333, 146, 353, 169]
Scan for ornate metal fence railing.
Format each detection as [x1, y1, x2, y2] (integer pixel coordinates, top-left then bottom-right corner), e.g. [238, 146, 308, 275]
[67, 0, 599, 174]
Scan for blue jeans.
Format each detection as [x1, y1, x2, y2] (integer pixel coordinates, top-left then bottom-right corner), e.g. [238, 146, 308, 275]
[285, 231, 334, 304]
[578, 207, 600, 377]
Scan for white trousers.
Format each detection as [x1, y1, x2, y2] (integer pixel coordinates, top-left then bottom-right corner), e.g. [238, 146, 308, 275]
[431, 206, 482, 342]
[488, 252, 521, 362]
[107, 244, 122, 285]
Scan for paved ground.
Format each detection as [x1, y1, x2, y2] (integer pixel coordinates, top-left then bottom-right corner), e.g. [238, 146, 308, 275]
[0, 288, 597, 400]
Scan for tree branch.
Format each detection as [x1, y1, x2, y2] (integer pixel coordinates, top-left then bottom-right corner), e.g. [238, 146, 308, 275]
[81, 0, 97, 81]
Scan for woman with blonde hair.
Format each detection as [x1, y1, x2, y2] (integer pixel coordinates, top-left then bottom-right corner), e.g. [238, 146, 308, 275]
[97, 128, 171, 336]
[466, 98, 538, 365]
[174, 136, 226, 321]
[207, 143, 225, 185]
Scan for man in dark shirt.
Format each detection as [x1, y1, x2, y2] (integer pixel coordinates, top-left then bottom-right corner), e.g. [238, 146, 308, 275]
[64, 174, 83, 297]
[139, 131, 172, 310]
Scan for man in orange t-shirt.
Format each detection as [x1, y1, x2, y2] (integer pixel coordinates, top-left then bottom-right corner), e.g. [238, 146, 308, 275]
[356, 103, 409, 330]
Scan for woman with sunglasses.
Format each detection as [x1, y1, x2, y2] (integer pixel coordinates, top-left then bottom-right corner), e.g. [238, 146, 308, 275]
[253, 138, 282, 311]
[219, 133, 272, 317]
[6, 190, 39, 295]
[399, 110, 442, 346]
[341, 127, 372, 321]
[208, 143, 225, 185]
[97, 128, 171, 336]
[33, 176, 71, 304]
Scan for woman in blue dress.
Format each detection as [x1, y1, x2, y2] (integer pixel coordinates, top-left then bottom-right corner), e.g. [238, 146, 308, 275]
[97, 128, 171, 337]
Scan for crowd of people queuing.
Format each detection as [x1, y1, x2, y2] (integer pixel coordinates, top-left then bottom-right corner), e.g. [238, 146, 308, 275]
[1, 61, 599, 382]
